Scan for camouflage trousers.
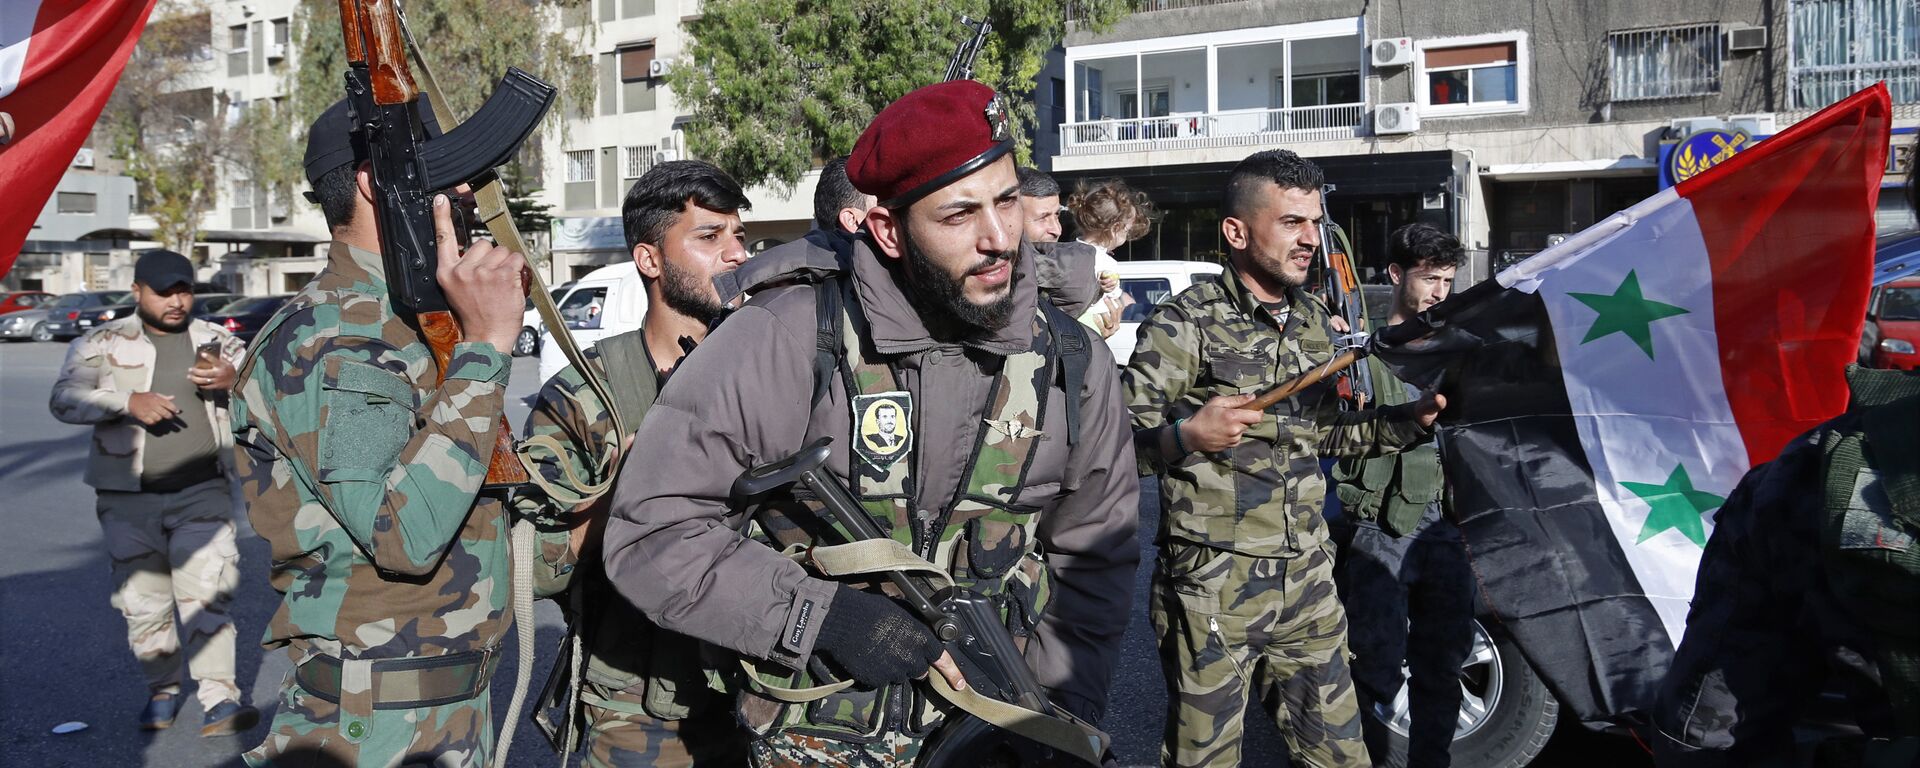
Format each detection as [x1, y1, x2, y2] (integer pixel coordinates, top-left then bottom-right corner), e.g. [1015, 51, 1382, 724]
[244, 658, 492, 767]
[1151, 539, 1370, 768]
[747, 728, 920, 768]
[579, 679, 749, 768]
[95, 478, 242, 711]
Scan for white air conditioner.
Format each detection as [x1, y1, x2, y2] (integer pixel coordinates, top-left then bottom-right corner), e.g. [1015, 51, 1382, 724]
[1723, 24, 1767, 55]
[73, 148, 95, 168]
[1370, 37, 1414, 68]
[1373, 103, 1419, 135]
[1728, 113, 1776, 136]
[654, 149, 679, 164]
[649, 57, 672, 78]
[266, 41, 286, 60]
[270, 200, 290, 220]
[659, 134, 678, 152]
[1668, 116, 1724, 139]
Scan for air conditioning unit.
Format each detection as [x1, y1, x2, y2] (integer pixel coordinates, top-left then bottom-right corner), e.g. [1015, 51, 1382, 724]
[1728, 113, 1776, 136]
[1370, 37, 1414, 68]
[1723, 24, 1767, 54]
[1373, 103, 1419, 135]
[660, 134, 677, 152]
[649, 57, 672, 78]
[266, 41, 286, 61]
[654, 149, 679, 164]
[73, 148, 95, 168]
[1668, 116, 1724, 139]
[270, 200, 290, 220]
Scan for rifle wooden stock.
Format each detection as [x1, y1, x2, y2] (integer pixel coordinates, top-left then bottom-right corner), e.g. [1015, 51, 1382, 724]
[419, 311, 530, 486]
[1248, 349, 1360, 411]
[355, 0, 418, 104]
[337, 0, 365, 62]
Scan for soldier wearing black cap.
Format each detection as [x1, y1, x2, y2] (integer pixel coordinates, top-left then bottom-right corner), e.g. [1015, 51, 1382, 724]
[230, 98, 558, 766]
[600, 80, 1140, 765]
[50, 249, 257, 736]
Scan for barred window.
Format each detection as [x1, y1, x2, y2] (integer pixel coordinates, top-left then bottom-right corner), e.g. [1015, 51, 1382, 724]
[1791, 0, 1920, 107]
[622, 145, 658, 179]
[565, 150, 595, 182]
[1609, 24, 1722, 101]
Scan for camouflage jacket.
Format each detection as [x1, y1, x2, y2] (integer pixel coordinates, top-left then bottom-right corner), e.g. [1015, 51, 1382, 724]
[1122, 266, 1428, 557]
[231, 241, 566, 660]
[50, 316, 246, 491]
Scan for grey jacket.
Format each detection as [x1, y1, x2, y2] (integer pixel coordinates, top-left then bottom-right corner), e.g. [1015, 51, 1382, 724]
[602, 234, 1140, 719]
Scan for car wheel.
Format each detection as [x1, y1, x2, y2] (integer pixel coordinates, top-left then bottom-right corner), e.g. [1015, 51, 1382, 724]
[1366, 620, 1559, 768]
[30, 323, 53, 342]
[513, 327, 539, 357]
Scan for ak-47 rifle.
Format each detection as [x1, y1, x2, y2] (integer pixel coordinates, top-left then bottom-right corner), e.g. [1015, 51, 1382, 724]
[333, 0, 554, 487]
[944, 15, 992, 82]
[1317, 184, 1373, 407]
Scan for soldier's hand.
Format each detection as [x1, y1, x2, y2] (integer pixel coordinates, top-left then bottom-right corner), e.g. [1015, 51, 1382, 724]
[127, 392, 181, 426]
[813, 586, 945, 688]
[434, 194, 527, 355]
[1181, 393, 1264, 453]
[1412, 390, 1447, 428]
[1328, 314, 1351, 334]
[189, 357, 236, 392]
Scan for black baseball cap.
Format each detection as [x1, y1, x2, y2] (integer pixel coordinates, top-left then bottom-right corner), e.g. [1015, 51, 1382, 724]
[134, 250, 195, 291]
[302, 96, 443, 187]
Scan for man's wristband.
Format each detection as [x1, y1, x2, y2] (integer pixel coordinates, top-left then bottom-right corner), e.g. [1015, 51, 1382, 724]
[1171, 419, 1190, 456]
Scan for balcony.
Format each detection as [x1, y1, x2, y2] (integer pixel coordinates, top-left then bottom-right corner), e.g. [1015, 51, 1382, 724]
[1064, 21, 1365, 156]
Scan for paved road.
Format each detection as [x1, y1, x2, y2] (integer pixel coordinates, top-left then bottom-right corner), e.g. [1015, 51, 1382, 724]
[0, 338, 1648, 767]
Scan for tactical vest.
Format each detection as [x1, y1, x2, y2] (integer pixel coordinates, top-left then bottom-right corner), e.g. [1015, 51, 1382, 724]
[1818, 365, 1920, 733]
[737, 276, 1091, 743]
[1332, 325, 1443, 537]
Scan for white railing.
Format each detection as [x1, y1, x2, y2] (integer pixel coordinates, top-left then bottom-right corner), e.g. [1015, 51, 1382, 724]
[1608, 24, 1722, 101]
[1061, 103, 1364, 155]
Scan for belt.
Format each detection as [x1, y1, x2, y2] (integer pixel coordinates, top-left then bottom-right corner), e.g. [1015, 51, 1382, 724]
[296, 648, 500, 710]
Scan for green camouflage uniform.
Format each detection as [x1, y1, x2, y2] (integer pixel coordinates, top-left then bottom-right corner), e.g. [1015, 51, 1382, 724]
[519, 344, 748, 768]
[1122, 267, 1428, 768]
[232, 242, 576, 767]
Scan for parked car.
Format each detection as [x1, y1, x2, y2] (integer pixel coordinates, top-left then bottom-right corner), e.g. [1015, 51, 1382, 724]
[0, 291, 55, 316]
[538, 265, 644, 384]
[1107, 260, 1226, 365]
[515, 283, 575, 357]
[75, 293, 245, 335]
[1869, 276, 1920, 370]
[13, 291, 132, 341]
[206, 295, 295, 343]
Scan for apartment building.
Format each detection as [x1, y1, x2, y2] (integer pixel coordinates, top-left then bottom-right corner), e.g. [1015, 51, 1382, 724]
[6, 146, 138, 294]
[1043, 0, 1918, 281]
[538, 0, 816, 284]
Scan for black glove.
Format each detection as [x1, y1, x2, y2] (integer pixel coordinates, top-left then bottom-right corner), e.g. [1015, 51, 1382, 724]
[812, 585, 943, 687]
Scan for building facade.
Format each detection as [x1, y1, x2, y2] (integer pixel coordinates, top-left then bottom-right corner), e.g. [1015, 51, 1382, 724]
[1045, 0, 1918, 282]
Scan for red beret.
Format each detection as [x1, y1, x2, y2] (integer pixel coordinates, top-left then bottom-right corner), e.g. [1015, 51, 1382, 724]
[848, 80, 1014, 209]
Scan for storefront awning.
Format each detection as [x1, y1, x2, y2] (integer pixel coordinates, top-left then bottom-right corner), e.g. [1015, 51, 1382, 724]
[1481, 158, 1656, 181]
[78, 227, 328, 244]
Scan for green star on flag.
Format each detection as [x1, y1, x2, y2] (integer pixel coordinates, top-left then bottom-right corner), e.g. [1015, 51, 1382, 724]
[1622, 464, 1725, 547]
[1567, 270, 1689, 359]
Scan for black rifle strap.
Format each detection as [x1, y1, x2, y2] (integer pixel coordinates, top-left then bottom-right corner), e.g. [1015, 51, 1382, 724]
[813, 275, 846, 409]
[1041, 302, 1091, 446]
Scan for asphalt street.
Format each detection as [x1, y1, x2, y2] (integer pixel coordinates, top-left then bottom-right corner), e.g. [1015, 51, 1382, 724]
[0, 338, 1648, 767]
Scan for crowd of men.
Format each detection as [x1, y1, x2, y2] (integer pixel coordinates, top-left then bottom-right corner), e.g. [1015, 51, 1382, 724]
[46, 75, 1919, 768]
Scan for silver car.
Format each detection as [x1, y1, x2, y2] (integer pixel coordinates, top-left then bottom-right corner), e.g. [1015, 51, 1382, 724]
[0, 307, 55, 341]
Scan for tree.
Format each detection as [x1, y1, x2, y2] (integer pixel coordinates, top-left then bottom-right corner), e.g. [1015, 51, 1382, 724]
[251, 0, 596, 234]
[100, 0, 226, 258]
[671, 0, 1132, 190]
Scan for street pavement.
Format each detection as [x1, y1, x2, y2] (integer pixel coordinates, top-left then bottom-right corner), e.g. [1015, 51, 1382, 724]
[0, 338, 1648, 767]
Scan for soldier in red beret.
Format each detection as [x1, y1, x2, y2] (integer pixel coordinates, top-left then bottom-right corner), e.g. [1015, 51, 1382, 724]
[600, 80, 1141, 765]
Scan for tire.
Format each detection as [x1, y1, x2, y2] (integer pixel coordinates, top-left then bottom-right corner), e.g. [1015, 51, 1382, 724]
[30, 323, 53, 342]
[513, 326, 539, 357]
[1366, 620, 1559, 768]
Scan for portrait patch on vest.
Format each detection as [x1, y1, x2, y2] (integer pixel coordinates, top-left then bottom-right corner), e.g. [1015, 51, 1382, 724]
[854, 391, 913, 469]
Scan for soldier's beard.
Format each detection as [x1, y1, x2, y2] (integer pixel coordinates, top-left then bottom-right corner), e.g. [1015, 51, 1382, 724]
[897, 219, 1018, 338]
[138, 306, 191, 333]
[658, 257, 726, 326]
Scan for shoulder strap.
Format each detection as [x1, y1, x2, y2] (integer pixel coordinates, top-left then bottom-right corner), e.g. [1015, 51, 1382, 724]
[812, 275, 846, 408]
[592, 329, 659, 428]
[1041, 301, 1092, 446]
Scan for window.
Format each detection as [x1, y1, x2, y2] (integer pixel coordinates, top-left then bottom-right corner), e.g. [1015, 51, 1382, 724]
[272, 18, 288, 45]
[227, 23, 249, 77]
[1790, 0, 1919, 107]
[228, 24, 248, 49]
[1418, 33, 1527, 116]
[1120, 278, 1172, 322]
[623, 145, 658, 178]
[56, 192, 97, 214]
[558, 286, 609, 330]
[1609, 24, 1721, 101]
[566, 150, 595, 182]
[619, 43, 656, 82]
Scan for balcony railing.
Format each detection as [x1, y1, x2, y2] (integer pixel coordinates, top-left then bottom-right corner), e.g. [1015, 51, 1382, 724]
[1061, 103, 1365, 156]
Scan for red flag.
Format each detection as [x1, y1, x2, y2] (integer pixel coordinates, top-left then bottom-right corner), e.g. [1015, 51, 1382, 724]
[0, 0, 160, 277]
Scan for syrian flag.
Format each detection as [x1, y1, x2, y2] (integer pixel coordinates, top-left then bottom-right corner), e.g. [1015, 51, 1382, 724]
[1376, 84, 1892, 722]
[0, 0, 158, 275]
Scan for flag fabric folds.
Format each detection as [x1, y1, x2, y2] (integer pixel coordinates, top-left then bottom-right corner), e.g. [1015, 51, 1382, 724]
[0, 0, 159, 275]
[1373, 84, 1892, 722]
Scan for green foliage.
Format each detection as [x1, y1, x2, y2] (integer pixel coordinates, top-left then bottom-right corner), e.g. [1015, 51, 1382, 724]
[101, 0, 222, 257]
[673, 0, 1130, 190]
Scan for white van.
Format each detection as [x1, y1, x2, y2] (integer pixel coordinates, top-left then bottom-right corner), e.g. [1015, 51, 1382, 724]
[1107, 260, 1224, 365]
[537, 263, 647, 383]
